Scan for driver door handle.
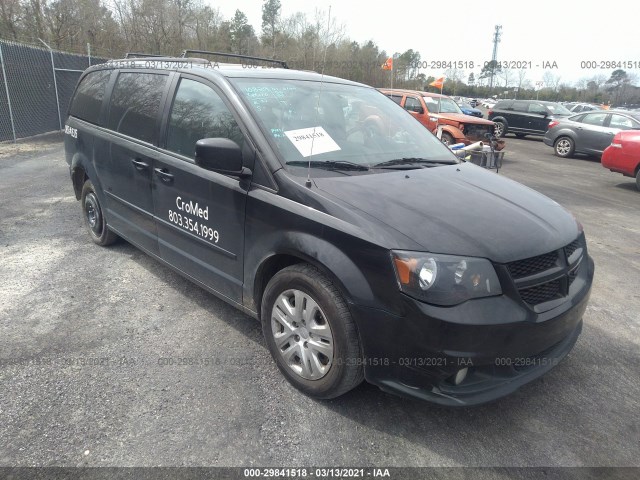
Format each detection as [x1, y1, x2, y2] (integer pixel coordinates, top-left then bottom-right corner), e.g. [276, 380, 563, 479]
[154, 167, 174, 183]
[131, 158, 149, 171]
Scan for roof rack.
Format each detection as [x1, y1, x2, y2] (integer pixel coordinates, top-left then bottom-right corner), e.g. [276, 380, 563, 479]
[180, 50, 288, 69]
[124, 52, 165, 58]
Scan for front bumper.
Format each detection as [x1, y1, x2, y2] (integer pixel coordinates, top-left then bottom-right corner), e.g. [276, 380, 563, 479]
[351, 256, 593, 406]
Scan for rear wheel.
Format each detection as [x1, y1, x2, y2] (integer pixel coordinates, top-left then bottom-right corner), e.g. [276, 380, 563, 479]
[494, 121, 506, 138]
[636, 169, 640, 191]
[81, 180, 118, 246]
[554, 136, 575, 158]
[261, 264, 364, 399]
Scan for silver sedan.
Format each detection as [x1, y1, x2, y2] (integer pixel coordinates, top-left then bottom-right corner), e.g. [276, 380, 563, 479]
[543, 110, 640, 157]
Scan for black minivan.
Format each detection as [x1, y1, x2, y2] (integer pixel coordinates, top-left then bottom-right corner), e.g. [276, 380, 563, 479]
[64, 55, 594, 406]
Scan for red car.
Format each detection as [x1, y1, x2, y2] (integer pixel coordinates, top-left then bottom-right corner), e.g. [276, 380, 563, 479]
[601, 130, 640, 191]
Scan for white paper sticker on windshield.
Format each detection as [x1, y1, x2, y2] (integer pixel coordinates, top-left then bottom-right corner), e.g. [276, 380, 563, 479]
[284, 126, 341, 157]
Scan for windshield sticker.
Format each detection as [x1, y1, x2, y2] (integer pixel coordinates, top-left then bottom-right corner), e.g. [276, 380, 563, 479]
[284, 126, 341, 157]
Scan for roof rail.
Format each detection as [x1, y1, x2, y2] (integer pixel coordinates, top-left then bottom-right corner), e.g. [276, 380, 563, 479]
[180, 50, 288, 69]
[124, 52, 165, 58]
[109, 56, 212, 66]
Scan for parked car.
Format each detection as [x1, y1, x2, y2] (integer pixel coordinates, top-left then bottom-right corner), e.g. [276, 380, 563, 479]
[543, 110, 640, 157]
[64, 54, 593, 406]
[469, 98, 480, 107]
[569, 103, 603, 114]
[489, 100, 573, 138]
[458, 103, 483, 118]
[601, 130, 640, 190]
[379, 88, 496, 145]
[481, 99, 497, 108]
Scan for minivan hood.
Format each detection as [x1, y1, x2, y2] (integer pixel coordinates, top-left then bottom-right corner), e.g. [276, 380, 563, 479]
[313, 164, 579, 263]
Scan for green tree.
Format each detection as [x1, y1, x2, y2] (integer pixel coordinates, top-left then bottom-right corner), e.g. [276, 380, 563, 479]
[261, 0, 281, 56]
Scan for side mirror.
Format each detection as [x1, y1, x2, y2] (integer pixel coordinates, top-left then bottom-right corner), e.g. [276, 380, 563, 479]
[195, 138, 251, 178]
[407, 105, 424, 114]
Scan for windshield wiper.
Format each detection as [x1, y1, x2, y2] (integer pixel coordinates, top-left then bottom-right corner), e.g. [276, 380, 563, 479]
[372, 157, 456, 168]
[286, 160, 370, 171]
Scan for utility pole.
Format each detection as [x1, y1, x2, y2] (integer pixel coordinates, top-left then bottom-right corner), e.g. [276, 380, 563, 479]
[489, 25, 502, 90]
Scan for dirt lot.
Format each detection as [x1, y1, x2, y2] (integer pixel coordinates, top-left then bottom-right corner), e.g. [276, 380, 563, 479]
[0, 133, 638, 469]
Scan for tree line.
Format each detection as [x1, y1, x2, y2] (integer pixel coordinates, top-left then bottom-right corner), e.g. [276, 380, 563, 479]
[1, 0, 638, 105]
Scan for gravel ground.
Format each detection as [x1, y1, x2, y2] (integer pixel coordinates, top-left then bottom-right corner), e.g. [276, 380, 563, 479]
[0, 133, 638, 469]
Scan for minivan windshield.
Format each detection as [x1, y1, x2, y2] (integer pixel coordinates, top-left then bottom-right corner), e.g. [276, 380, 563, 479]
[231, 78, 458, 172]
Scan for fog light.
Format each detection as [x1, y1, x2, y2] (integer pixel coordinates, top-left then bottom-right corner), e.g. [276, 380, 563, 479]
[453, 367, 468, 386]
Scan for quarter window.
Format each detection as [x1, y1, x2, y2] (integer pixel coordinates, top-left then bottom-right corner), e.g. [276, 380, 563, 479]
[166, 78, 244, 158]
[107, 72, 168, 144]
[69, 70, 111, 124]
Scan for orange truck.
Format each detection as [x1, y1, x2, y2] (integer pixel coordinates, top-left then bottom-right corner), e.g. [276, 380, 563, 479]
[380, 88, 497, 145]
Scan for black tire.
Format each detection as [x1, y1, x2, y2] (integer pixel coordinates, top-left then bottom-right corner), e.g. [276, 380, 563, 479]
[440, 132, 455, 146]
[494, 121, 506, 138]
[261, 264, 364, 399]
[515, 133, 527, 138]
[81, 179, 118, 246]
[554, 136, 575, 158]
[636, 169, 640, 192]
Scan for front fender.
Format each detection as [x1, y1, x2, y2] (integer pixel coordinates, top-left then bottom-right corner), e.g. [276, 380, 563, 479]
[246, 231, 376, 314]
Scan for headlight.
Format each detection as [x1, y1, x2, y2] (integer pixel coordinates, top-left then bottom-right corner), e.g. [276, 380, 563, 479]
[391, 251, 502, 306]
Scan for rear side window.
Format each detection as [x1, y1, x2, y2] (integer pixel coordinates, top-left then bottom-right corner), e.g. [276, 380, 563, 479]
[512, 101, 529, 112]
[581, 113, 608, 126]
[386, 94, 403, 105]
[166, 78, 244, 158]
[107, 72, 168, 144]
[404, 96, 423, 113]
[69, 70, 111, 124]
[495, 101, 512, 110]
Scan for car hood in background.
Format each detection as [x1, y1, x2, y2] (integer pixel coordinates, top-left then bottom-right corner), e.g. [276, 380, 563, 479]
[431, 113, 494, 126]
[313, 164, 579, 263]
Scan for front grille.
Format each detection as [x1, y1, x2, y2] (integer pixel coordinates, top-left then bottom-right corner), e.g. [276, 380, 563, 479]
[508, 251, 559, 279]
[507, 235, 586, 308]
[564, 236, 584, 261]
[518, 279, 563, 305]
[463, 124, 493, 139]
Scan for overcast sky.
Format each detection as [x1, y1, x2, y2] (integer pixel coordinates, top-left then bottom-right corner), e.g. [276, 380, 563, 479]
[215, 0, 639, 86]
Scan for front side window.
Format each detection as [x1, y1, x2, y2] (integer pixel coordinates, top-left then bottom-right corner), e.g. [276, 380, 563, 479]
[609, 114, 636, 130]
[107, 72, 168, 143]
[166, 78, 244, 158]
[69, 70, 111, 124]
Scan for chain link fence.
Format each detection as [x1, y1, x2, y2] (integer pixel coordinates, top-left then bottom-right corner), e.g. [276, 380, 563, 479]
[0, 39, 109, 142]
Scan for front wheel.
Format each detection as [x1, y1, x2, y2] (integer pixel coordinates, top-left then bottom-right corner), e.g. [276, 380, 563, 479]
[494, 121, 506, 138]
[440, 132, 455, 146]
[81, 180, 118, 246]
[261, 264, 364, 399]
[554, 136, 575, 158]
